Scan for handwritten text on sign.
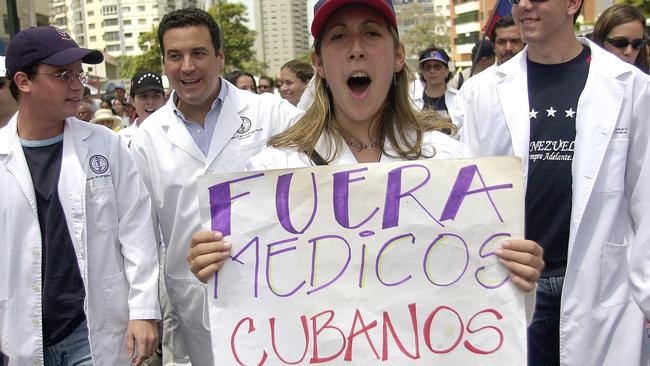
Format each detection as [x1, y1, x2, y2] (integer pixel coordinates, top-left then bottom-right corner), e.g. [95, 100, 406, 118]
[198, 156, 527, 365]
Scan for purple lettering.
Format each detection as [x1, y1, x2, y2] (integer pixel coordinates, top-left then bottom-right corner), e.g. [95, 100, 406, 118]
[208, 173, 264, 236]
[332, 168, 379, 229]
[440, 164, 512, 222]
[276, 172, 319, 234]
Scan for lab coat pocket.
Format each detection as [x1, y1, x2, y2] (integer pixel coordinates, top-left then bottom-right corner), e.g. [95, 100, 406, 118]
[102, 271, 129, 334]
[599, 241, 632, 307]
[87, 185, 119, 234]
[593, 138, 627, 193]
[166, 276, 210, 330]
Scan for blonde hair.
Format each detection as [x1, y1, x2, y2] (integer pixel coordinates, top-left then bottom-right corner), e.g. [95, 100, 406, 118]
[268, 19, 453, 163]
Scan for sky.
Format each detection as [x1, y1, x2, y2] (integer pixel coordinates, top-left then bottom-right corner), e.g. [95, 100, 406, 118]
[235, 0, 318, 30]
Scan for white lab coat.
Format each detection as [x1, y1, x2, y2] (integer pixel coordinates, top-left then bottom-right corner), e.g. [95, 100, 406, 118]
[459, 38, 650, 365]
[409, 78, 463, 133]
[130, 80, 302, 364]
[0, 116, 160, 365]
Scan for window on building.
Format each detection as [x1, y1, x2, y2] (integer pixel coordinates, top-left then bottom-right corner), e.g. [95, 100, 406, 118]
[101, 5, 118, 15]
[125, 32, 132, 38]
[126, 46, 134, 51]
[102, 18, 118, 26]
[138, 18, 146, 24]
[106, 45, 121, 52]
[137, 5, 145, 11]
[455, 31, 479, 45]
[123, 19, 131, 25]
[87, 10, 94, 16]
[88, 23, 95, 29]
[103, 31, 120, 41]
[456, 10, 479, 24]
[123, 6, 130, 11]
[55, 17, 67, 26]
[153, 4, 158, 8]
[90, 36, 97, 42]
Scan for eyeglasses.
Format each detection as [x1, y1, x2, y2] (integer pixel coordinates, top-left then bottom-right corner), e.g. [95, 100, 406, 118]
[605, 37, 647, 50]
[508, 0, 550, 4]
[34, 71, 89, 84]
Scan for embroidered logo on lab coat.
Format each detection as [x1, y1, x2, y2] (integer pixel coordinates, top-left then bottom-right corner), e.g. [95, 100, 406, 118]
[89, 154, 109, 174]
[232, 116, 262, 140]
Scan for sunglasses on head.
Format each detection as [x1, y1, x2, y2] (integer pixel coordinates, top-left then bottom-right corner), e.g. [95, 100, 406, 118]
[605, 37, 647, 50]
[508, 0, 550, 5]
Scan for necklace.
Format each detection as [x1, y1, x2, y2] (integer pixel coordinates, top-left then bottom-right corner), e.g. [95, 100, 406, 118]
[346, 139, 377, 150]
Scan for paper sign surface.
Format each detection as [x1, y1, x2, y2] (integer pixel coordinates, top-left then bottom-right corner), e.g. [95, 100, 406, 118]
[198, 156, 527, 365]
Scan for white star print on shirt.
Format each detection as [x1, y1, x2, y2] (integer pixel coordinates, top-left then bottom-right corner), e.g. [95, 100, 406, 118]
[546, 107, 557, 117]
[565, 108, 576, 118]
[530, 108, 539, 119]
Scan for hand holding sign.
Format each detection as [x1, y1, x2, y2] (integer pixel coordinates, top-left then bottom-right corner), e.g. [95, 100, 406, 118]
[188, 231, 232, 283]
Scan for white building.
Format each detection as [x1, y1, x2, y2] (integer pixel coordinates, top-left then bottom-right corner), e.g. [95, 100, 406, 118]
[0, 0, 49, 52]
[49, 0, 205, 57]
[254, 0, 309, 76]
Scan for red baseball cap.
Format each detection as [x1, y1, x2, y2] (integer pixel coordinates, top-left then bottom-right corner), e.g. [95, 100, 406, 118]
[311, 0, 397, 39]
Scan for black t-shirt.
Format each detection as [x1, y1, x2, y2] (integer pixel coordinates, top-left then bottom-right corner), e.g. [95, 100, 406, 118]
[526, 46, 590, 278]
[422, 91, 449, 115]
[22, 136, 86, 346]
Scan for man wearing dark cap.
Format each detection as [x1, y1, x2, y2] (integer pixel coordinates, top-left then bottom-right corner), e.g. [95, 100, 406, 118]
[118, 71, 165, 144]
[470, 39, 496, 76]
[0, 26, 161, 365]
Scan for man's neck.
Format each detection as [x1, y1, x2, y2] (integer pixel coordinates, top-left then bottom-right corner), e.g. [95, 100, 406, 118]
[527, 33, 583, 65]
[16, 104, 65, 141]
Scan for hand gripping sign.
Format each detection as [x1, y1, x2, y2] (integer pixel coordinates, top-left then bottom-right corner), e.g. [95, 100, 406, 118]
[198, 156, 528, 365]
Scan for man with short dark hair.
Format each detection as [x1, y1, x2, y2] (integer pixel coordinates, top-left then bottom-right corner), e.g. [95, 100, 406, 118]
[490, 15, 525, 65]
[0, 26, 161, 365]
[130, 8, 302, 365]
[460, 0, 650, 364]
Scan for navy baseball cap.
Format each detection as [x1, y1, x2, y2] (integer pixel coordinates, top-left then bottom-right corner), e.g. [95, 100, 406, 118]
[419, 50, 449, 65]
[6, 26, 103, 77]
[311, 0, 397, 39]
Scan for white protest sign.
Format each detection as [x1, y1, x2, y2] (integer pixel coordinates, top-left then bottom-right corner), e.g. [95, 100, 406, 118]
[198, 156, 527, 365]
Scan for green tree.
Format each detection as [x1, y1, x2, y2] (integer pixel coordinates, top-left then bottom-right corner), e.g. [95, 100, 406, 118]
[209, 2, 257, 72]
[400, 4, 450, 64]
[118, 26, 161, 78]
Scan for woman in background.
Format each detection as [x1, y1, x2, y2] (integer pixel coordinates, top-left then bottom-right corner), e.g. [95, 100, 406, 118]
[592, 4, 648, 73]
[279, 59, 313, 106]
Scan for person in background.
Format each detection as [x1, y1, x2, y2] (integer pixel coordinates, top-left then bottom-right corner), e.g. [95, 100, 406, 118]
[0, 56, 17, 128]
[459, 0, 650, 363]
[118, 71, 165, 144]
[257, 75, 274, 94]
[112, 84, 126, 104]
[491, 15, 525, 65]
[100, 100, 111, 109]
[82, 86, 100, 111]
[112, 98, 125, 116]
[77, 102, 93, 122]
[225, 70, 257, 93]
[0, 25, 160, 366]
[279, 59, 313, 106]
[592, 3, 648, 73]
[90, 108, 121, 130]
[470, 39, 495, 76]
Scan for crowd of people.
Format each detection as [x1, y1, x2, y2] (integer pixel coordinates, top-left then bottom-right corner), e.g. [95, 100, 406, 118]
[0, 0, 649, 366]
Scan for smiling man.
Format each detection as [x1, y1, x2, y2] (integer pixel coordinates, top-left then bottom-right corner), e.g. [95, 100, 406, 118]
[460, 0, 650, 364]
[0, 26, 161, 365]
[129, 8, 302, 365]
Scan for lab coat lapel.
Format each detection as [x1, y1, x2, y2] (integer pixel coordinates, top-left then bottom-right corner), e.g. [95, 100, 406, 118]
[570, 39, 627, 234]
[494, 50, 531, 176]
[206, 86, 245, 165]
[164, 97, 207, 165]
[0, 116, 37, 210]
